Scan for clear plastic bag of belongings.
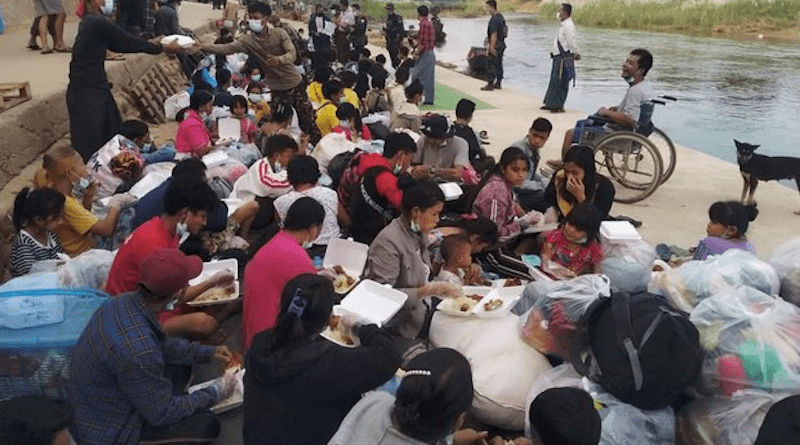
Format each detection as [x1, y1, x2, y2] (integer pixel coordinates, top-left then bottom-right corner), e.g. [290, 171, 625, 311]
[310, 132, 359, 174]
[164, 90, 190, 121]
[768, 236, 800, 307]
[675, 390, 790, 445]
[523, 364, 585, 439]
[86, 135, 145, 200]
[600, 239, 657, 294]
[57, 249, 117, 289]
[222, 142, 261, 167]
[429, 312, 552, 430]
[648, 249, 780, 313]
[205, 157, 248, 185]
[688, 286, 800, 397]
[573, 291, 704, 411]
[208, 176, 234, 200]
[589, 381, 675, 445]
[515, 275, 611, 358]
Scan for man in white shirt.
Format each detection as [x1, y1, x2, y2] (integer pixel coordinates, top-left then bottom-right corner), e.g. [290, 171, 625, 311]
[542, 3, 580, 112]
[559, 49, 655, 157]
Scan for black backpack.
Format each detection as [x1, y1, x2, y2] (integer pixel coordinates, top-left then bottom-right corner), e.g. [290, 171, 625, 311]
[572, 291, 704, 410]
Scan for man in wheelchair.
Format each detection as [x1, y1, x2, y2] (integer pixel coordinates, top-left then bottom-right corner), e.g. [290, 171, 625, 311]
[557, 48, 654, 157]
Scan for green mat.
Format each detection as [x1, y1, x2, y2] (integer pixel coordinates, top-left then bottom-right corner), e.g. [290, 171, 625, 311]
[419, 83, 494, 111]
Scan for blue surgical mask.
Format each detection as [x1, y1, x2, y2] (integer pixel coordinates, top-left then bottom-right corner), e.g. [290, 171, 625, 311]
[302, 240, 314, 249]
[176, 221, 190, 244]
[339, 119, 351, 129]
[393, 164, 403, 174]
[339, 96, 348, 104]
[624, 75, 635, 85]
[410, 219, 421, 233]
[273, 161, 283, 173]
[71, 175, 92, 198]
[574, 236, 588, 244]
[251, 74, 262, 82]
[248, 19, 264, 33]
[101, 0, 114, 16]
[249, 93, 263, 103]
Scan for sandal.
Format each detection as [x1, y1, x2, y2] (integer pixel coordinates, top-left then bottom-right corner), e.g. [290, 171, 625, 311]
[41, 47, 54, 54]
[27, 42, 41, 50]
[54, 45, 72, 53]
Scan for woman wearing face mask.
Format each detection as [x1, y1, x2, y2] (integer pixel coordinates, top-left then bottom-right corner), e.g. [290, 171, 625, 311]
[544, 144, 615, 221]
[328, 348, 490, 445]
[68, 0, 184, 162]
[33, 145, 123, 257]
[332, 103, 372, 142]
[175, 90, 215, 157]
[244, 273, 401, 445]
[243, 197, 325, 350]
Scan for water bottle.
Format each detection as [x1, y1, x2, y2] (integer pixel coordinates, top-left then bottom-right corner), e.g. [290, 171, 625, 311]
[314, 256, 323, 270]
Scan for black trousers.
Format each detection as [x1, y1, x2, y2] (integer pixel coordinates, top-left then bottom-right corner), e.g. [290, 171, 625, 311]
[67, 84, 123, 162]
[516, 188, 549, 212]
[387, 42, 401, 68]
[487, 45, 505, 85]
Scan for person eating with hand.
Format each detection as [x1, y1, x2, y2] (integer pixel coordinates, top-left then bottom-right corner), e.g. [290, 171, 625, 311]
[69, 248, 238, 445]
[411, 115, 470, 183]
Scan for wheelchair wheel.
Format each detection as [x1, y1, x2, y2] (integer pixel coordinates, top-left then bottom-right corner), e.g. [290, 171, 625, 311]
[649, 127, 676, 184]
[593, 131, 663, 204]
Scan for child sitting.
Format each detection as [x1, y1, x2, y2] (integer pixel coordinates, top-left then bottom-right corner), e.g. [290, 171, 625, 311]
[307, 66, 333, 109]
[527, 387, 601, 445]
[365, 74, 391, 114]
[694, 201, 758, 260]
[9, 188, 66, 277]
[332, 103, 371, 142]
[247, 82, 270, 125]
[540, 203, 603, 279]
[434, 234, 473, 285]
[120, 119, 176, 165]
[230, 95, 258, 143]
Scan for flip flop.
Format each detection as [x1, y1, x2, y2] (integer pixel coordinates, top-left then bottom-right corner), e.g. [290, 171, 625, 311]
[27, 43, 41, 50]
[41, 48, 54, 54]
[54, 46, 72, 53]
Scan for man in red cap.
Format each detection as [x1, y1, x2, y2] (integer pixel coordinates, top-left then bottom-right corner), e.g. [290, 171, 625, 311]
[69, 249, 237, 445]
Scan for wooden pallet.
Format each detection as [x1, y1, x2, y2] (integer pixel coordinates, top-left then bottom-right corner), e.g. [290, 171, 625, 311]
[0, 82, 32, 112]
[124, 60, 187, 124]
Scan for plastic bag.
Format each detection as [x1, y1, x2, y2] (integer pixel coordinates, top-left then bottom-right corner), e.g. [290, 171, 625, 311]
[523, 364, 585, 439]
[57, 249, 117, 289]
[222, 142, 261, 168]
[676, 390, 786, 445]
[648, 249, 779, 312]
[591, 381, 675, 445]
[600, 240, 656, 294]
[689, 286, 800, 396]
[310, 132, 358, 174]
[768, 236, 800, 307]
[515, 275, 610, 358]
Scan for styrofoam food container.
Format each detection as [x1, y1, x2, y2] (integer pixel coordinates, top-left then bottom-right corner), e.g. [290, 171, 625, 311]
[324, 238, 369, 294]
[337, 279, 408, 327]
[217, 117, 241, 143]
[600, 221, 642, 243]
[320, 305, 359, 348]
[439, 182, 463, 201]
[189, 369, 245, 413]
[188, 258, 240, 300]
[161, 35, 196, 48]
[438, 286, 493, 317]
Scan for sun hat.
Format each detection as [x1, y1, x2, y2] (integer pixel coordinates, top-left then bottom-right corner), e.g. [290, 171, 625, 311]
[421, 115, 455, 138]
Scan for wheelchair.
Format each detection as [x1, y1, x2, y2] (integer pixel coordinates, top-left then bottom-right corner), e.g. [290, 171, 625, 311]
[576, 96, 677, 203]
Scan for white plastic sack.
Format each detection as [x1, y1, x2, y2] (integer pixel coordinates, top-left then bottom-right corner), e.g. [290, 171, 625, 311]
[591, 381, 675, 445]
[57, 249, 117, 289]
[676, 390, 785, 445]
[689, 286, 800, 397]
[310, 132, 359, 174]
[600, 239, 656, 294]
[429, 312, 552, 430]
[524, 364, 585, 439]
[164, 91, 190, 121]
[648, 249, 779, 312]
[768, 236, 800, 307]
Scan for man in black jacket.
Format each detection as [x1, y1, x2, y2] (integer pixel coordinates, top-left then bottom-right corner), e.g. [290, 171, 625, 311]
[383, 2, 405, 68]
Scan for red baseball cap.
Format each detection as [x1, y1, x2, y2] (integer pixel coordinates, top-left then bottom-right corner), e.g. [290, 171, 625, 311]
[138, 249, 203, 297]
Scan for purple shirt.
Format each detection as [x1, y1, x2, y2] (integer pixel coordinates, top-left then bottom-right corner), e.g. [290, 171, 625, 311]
[693, 237, 756, 261]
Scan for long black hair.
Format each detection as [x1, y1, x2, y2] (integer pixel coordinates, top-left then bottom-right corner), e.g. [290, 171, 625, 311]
[268, 273, 335, 352]
[392, 348, 474, 443]
[248, 197, 325, 259]
[708, 201, 758, 237]
[470, 146, 528, 209]
[562, 202, 602, 244]
[12, 188, 65, 231]
[560, 145, 598, 204]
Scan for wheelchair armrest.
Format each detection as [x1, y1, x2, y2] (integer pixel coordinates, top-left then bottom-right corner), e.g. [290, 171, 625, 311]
[587, 114, 612, 126]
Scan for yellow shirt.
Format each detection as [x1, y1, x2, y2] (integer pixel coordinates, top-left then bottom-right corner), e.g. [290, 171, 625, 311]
[316, 102, 339, 136]
[307, 81, 324, 107]
[343, 88, 360, 109]
[54, 196, 99, 257]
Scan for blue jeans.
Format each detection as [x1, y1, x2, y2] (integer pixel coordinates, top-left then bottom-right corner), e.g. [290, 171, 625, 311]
[141, 146, 176, 165]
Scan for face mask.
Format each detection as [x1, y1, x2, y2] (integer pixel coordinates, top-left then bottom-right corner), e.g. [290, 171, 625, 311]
[273, 161, 283, 173]
[164, 295, 180, 311]
[141, 142, 154, 152]
[556, 12, 561, 19]
[444, 433, 455, 445]
[624, 75, 635, 85]
[248, 19, 264, 33]
[101, 0, 114, 16]
[71, 175, 92, 198]
[249, 93, 263, 103]
[339, 119, 351, 129]
[251, 74, 262, 82]
[393, 163, 403, 174]
[302, 239, 314, 249]
[574, 236, 589, 244]
[176, 221, 190, 244]
[410, 219, 421, 233]
[338, 96, 348, 104]
[199, 111, 210, 121]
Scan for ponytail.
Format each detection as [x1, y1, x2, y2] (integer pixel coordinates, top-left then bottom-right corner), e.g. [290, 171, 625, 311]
[269, 274, 335, 351]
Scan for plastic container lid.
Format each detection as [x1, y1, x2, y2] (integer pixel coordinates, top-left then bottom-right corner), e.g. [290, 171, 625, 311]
[600, 221, 642, 241]
[160, 34, 195, 48]
[323, 238, 369, 278]
[217, 117, 240, 143]
[189, 259, 240, 296]
[337, 280, 408, 326]
[439, 182, 463, 201]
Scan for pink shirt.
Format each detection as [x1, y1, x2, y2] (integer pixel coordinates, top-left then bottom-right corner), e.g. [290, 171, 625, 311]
[243, 231, 315, 350]
[175, 109, 212, 155]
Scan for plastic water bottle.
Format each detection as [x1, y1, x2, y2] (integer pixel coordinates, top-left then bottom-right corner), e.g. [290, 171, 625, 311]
[314, 256, 323, 270]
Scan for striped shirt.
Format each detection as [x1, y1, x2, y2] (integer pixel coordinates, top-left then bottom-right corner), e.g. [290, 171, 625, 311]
[9, 230, 64, 277]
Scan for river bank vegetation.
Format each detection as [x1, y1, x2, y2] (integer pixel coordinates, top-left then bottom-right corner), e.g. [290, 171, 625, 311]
[362, 0, 800, 41]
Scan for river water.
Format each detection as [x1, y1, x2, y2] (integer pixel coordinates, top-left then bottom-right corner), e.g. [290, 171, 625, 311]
[433, 16, 800, 165]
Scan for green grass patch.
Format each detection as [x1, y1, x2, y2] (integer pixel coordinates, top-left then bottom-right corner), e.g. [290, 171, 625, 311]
[420, 83, 494, 111]
[539, 0, 800, 31]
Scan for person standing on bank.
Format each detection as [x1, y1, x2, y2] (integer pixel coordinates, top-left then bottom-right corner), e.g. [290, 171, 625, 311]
[68, 0, 184, 162]
[412, 5, 436, 106]
[481, 0, 507, 91]
[383, 3, 405, 68]
[542, 3, 580, 112]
